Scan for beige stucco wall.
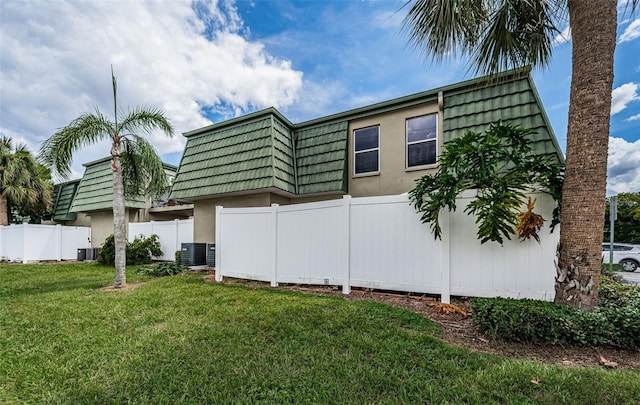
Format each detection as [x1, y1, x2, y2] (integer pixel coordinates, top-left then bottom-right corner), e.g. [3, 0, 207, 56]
[193, 192, 292, 242]
[88, 208, 143, 247]
[89, 211, 113, 248]
[348, 102, 444, 197]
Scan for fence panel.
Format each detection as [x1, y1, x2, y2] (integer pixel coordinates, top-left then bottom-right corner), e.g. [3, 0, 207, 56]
[349, 195, 442, 294]
[0, 225, 24, 261]
[23, 224, 58, 262]
[216, 192, 559, 301]
[449, 192, 558, 300]
[276, 200, 346, 285]
[0, 224, 90, 262]
[217, 207, 273, 282]
[128, 219, 193, 261]
[60, 226, 91, 260]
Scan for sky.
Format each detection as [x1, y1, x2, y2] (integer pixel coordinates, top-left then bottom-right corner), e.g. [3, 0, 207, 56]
[1, 0, 639, 196]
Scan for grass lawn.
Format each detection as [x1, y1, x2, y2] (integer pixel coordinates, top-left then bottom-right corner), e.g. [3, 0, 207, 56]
[1, 263, 639, 404]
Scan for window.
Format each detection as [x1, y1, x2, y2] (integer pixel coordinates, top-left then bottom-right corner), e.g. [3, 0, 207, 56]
[354, 126, 379, 175]
[406, 114, 437, 167]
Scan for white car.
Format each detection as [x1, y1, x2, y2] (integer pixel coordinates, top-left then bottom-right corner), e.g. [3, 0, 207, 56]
[602, 243, 640, 272]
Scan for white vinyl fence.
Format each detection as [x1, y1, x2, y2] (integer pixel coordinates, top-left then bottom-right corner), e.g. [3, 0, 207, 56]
[215, 192, 559, 302]
[128, 219, 194, 261]
[0, 224, 91, 263]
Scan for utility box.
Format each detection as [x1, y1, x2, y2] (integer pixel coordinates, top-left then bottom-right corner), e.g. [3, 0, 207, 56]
[206, 243, 216, 267]
[77, 248, 86, 261]
[181, 243, 207, 266]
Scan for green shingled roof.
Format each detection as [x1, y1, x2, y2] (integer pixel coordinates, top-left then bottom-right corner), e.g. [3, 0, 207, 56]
[442, 74, 563, 161]
[170, 68, 563, 201]
[52, 179, 80, 221]
[70, 157, 146, 213]
[170, 112, 299, 199]
[294, 121, 348, 195]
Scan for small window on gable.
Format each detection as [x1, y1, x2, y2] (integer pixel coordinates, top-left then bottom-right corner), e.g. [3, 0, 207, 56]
[406, 114, 437, 168]
[354, 126, 379, 175]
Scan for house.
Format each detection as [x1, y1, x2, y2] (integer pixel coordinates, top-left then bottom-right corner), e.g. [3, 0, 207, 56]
[50, 157, 192, 247]
[169, 67, 564, 244]
[49, 179, 90, 227]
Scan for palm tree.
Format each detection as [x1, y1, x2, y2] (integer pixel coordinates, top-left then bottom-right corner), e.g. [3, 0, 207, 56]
[0, 136, 53, 226]
[403, 0, 637, 310]
[40, 68, 174, 288]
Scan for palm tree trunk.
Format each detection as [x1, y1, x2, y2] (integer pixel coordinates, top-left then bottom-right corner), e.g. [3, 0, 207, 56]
[111, 153, 127, 288]
[555, 0, 617, 310]
[0, 193, 8, 226]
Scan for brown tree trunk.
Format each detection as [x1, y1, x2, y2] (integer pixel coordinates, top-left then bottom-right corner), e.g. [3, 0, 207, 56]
[0, 193, 8, 226]
[555, 0, 617, 310]
[111, 147, 127, 289]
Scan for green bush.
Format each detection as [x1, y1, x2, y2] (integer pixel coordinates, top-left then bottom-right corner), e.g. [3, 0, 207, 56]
[97, 234, 116, 265]
[470, 296, 639, 349]
[136, 262, 188, 277]
[97, 234, 163, 266]
[598, 275, 640, 309]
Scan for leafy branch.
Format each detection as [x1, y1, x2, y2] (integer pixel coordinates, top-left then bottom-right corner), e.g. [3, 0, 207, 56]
[408, 121, 563, 244]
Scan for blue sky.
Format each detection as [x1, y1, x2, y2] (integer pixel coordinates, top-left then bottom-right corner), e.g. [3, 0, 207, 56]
[1, 0, 639, 194]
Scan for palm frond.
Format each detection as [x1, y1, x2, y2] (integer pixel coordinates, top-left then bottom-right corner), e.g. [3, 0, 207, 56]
[120, 135, 168, 198]
[39, 110, 113, 178]
[403, 0, 487, 62]
[471, 0, 560, 75]
[117, 107, 174, 139]
[403, 0, 566, 76]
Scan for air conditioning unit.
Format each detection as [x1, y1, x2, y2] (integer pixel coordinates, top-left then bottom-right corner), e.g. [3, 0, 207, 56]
[206, 243, 216, 267]
[77, 248, 86, 261]
[180, 243, 207, 266]
[86, 247, 100, 261]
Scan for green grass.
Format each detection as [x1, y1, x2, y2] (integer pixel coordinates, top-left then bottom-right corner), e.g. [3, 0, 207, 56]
[1, 263, 639, 404]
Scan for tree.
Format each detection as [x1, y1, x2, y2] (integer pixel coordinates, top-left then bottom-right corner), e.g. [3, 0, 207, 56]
[409, 121, 562, 244]
[40, 68, 174, 288]
[0, 136, 53, 226]
[605, 193, 640, 244]
[403, 0, 637, 310]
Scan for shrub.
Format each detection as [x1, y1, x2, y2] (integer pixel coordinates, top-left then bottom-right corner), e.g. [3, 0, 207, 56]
[97, 234, 163, 266]
[598, 275, 640, 309]
[136, 262, 187, 277]
[97, 234, 116, 265]
[470, 296, 639, 349]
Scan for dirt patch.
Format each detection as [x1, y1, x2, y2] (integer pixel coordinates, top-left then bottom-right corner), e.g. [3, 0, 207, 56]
[206, 274, 640, 370]
[101, 281, 149, 292]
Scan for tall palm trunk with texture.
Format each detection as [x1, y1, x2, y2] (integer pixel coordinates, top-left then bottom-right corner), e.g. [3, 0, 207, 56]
[111, 145, 127, 288]
[0, 194, 8, 226]
[555, 0, 617, 309]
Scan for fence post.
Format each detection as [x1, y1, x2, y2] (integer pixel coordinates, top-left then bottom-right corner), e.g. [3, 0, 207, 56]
[215, 206, 223, 282]
[174, 219, 180, 257]
[22, 224, 28, 264]
[342, 195, 351, 294]
[439, 209, 451, 304]
[56, 224, 62, 261]
[270, 204, 279, 287]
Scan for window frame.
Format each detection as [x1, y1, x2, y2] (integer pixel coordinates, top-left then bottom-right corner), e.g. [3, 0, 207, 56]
[353, 125, 380, 176]
[405, 113, 438, 169]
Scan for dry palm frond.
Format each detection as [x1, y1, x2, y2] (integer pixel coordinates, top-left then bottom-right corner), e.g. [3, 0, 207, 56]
[427, 302, 468, 316]
[516, 197, 545, 242]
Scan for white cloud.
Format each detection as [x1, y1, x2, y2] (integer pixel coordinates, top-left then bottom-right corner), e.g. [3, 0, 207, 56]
[553, 26, 571, 46]
[611, 83, 639, 115]
[0, 0, 302, 178]
[607, 137, 640, 195]
[619, 18, 640, 43]
[626, 113, 640, 121]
